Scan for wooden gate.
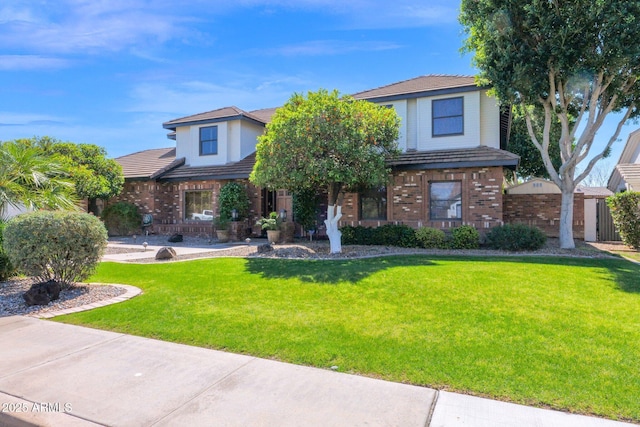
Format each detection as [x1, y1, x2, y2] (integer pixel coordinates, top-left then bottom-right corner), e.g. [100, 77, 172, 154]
[596, 199, 621, 241]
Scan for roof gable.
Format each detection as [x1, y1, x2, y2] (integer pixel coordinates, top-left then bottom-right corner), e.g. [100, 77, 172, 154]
[351, 74, 479, 102]
[162, 106, 267, 130]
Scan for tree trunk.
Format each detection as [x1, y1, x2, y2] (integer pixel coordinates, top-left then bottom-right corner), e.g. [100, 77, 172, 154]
[325, 204, 342, 253]
[559, 188, 575, 249]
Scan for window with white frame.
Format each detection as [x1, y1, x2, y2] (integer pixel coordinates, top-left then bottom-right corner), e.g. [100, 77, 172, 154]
[200, 126, 218, 155]
[429, 181, 462, 220]
[432, 97, 464, 137]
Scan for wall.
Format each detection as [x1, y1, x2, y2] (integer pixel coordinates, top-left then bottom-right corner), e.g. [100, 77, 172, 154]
[339, 166, 505, 234]
[108, 178, 263, 237]
[502, 193, 585, 239]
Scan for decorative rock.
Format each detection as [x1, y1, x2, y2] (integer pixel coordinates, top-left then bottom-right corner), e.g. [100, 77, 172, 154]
[257, 243, 273, 254]
[168, 234, 183, 243]
[155, 246, 177, 260]
[23, 280, 62, 306]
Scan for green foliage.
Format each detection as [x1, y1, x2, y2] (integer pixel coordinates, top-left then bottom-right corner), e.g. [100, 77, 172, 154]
[292, 188, 320, 231]
[213, 215, 231, 231]
[508, 107, 563, 180]
[20, 136, 124, 201]
[0, 140, 78, 213]
[450, 225, 480, 249]
[341, 224, 418, 247]
[101, 202, 142, 236]
[218, 182, 250, 221]
[256, 212, 282, 231]
[4, 211, 107, 288]
[415, 227, 447, 249]
[486, 224, 547, 251]
[0, 219, 15, 281]
[250, 89, 400, 205]
[607, 192, 640, 249]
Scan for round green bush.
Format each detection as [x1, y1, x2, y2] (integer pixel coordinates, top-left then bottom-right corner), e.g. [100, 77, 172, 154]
[450, 225, 480, 249]
[218, 182, 250, 221]
[415, 227, 447, 249]
[486, 223, 547, 251]
[101, 202, 142, 236]
[4, 211, 108, 288]
[607, 191, 640, 249]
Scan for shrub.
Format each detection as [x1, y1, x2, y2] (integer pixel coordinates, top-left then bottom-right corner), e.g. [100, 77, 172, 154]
[340, 224, 417, 247]
[607, 192, 640, 249]
[486, 223, 547, 251]
[218, 182, 250, 221]
[4, 211, 108, 288]
[450, 225, 480, 249]
[0, 219, 15, 281]
[292, 189, 320, 231]
[415, 227, 447, 249]
[101, 202, 141, 236]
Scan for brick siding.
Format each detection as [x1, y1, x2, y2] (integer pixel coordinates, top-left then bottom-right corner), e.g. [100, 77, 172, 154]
[503, 193, 585, 239]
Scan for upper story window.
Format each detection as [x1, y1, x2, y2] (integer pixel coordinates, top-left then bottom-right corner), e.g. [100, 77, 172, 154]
[200, 126, 218, 156]
[432, 97, 464, 137]
[429, 181, 462, 220]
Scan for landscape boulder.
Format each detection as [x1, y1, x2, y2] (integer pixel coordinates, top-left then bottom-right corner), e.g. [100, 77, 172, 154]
[168, 234, 183, 243]
[155, 246, 177, 260]
[257, 243, 273, 254]
[23, 280, 62, 306]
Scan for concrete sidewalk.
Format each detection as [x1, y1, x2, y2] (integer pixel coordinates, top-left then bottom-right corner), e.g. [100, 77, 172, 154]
[102, 243, 244, 262]
[0, 317, 635, 427]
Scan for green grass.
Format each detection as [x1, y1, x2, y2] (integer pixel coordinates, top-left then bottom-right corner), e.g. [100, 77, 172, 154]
[56, 256, 640, 422]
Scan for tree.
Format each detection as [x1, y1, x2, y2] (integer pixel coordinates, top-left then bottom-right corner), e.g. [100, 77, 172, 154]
[507, 107, 562, 182]
[250, 89, 400, 253]
[460, 0, 640, 248]
[0, 140, 78, 215]
[18, 137, 124, 214]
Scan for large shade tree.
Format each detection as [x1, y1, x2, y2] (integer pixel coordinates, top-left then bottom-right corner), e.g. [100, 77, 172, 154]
[18, 137, 124, 214]
[250, 89, 400, 253]
[461, 0, 640, 248]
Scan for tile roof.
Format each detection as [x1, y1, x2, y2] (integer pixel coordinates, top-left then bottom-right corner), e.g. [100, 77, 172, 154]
[575, 186, 614, 197]
[387, 146, 519, 170]
[615, 163, 640, 191]
[249, 107, 278, 123]
[162, 106, 268, 130]
[115, 147, 182, 179]
[159, 152, 257, 181]
[352, 75, 478, 101]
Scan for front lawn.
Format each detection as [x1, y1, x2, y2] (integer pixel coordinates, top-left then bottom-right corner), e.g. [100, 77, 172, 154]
[56, 256, 640, 422]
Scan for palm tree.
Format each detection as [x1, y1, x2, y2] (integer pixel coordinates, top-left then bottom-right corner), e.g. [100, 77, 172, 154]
[0, 140, 78, 216]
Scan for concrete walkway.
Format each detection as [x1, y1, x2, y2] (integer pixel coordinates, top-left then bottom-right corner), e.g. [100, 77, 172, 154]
[0, 317, 635, 427]
[102, 243, 241, 262]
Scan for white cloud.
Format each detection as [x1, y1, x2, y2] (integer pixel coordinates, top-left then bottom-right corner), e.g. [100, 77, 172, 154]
[0, 55, 72, 70]
[260, 40, 401, 57]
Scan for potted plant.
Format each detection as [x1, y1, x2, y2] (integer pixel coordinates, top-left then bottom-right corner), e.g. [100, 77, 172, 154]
[213, 216, 231, 243]
[256, 212, 282, 244]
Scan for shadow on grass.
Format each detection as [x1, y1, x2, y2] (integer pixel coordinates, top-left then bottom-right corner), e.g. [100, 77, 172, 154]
[244, 254, 640, 292]
[244, 257, 436, 284]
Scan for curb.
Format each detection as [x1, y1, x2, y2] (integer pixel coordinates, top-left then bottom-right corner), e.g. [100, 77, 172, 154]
[27, 284, 142, 319]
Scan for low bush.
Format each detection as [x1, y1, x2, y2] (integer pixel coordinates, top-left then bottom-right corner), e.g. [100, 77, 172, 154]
[607, 192, 640, 249]
[415, 227, 447, 249]
[450, 225, 480, 249]
[341, 224, 417, 247]
[0, 219, 15, 281]
[101, 202, 142, 236]
[486, 223, 547, 251]
[3, 211, 108, 288]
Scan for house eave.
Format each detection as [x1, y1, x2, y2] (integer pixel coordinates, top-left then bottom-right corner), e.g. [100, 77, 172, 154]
[163, 115, 265, 131]
[355, 85, 485, 103]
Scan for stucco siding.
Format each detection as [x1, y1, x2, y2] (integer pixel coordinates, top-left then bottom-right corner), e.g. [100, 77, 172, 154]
[479, 91, 501, 148]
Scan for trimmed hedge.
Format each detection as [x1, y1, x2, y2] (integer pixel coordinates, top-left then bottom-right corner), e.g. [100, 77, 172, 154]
[218, 182, 250, 221]
[0, 219, 15, 281]
[341, 224, 417, 247]
[607, 192, 640, 249]
[486, 223, 547, 251]
[415, 227, 447, 249]
[4, 211, 108, 288]
[450, 225, 480, 249]
[101, 202, 142, 236]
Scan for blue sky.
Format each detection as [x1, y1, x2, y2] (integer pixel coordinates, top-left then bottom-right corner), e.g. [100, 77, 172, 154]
[0, 0, 635, 175]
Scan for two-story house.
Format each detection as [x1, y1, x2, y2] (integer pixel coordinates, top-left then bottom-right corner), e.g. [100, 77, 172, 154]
[608, 128, 640, 193]
[110, 75, 518, 237]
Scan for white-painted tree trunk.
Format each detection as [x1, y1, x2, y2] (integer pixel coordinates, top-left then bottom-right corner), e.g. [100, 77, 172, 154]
[559, 188, 575, 249]
[324, 204, 343, 253]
